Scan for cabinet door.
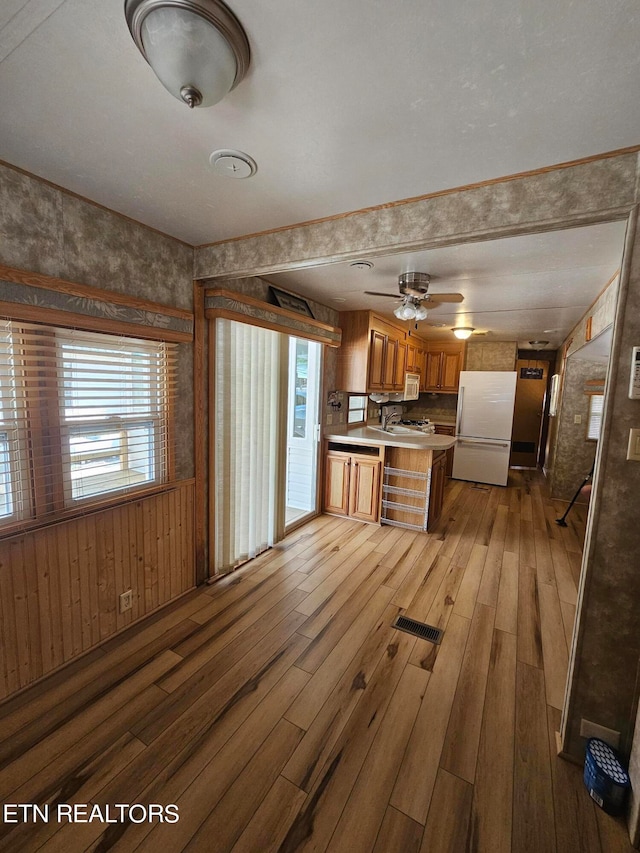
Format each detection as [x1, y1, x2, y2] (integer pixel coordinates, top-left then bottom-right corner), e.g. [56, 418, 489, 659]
[394, 340, 407, 389]
[324, 453, 351, 515]
[427, 452, 446, 530]
[349, 458, 381, 523]
[406, 343, 417, 372]
[368, 331, 386, 390]
[383, 338, 398, 389]
[417, 349, 428, 390]
[424, 351, 443, 390]
[434, 425, 456, 477]
[440, 350, 463, 391]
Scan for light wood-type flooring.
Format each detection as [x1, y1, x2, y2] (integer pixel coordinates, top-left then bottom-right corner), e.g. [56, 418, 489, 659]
[0, 471, 634, 852]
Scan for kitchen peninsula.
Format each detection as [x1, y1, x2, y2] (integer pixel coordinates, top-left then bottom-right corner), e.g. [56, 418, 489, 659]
[323, 425, 456, 531]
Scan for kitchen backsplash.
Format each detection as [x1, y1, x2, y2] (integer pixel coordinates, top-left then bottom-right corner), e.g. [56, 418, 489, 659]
[403, 394, 458, 422]
[325, 390, 459, 426]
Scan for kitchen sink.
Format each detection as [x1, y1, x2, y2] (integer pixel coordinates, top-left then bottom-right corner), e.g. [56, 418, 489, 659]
[369, 425, 417, 435]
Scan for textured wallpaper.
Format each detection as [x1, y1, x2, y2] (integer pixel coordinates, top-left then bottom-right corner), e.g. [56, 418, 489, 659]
[0, 162, 195, 479]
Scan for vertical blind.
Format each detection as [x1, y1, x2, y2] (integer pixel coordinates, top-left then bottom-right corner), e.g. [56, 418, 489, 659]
[214, 319, 282, 572]
[0, 319, 176, 527]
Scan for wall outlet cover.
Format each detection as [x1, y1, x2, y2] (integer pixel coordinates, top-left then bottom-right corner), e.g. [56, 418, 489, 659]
[119, 589, 133, 613]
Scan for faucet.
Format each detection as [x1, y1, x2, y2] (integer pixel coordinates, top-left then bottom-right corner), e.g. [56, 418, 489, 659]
[381, 411, 402, 431]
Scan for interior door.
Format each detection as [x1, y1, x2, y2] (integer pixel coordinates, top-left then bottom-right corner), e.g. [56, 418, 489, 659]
[510, 359, 549, 467]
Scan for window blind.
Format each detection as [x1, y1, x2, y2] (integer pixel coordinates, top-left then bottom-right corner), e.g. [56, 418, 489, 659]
[214, 318, 281, 572]
[587, 393, 604, 441]
[0, 319, 176, 528]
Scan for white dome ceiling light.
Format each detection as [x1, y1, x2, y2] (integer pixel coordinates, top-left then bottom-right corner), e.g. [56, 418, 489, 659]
[125, 0, 250, 109]
[452, 327, 475, 340]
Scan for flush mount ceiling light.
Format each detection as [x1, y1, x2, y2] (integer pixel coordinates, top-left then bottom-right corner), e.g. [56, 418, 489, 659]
[393, 297, 428, 322]
[452, 327, 475, 340]
[125, 0, 250, 108]
[529, 340, 550, 347]
[350, 261, 374, 270]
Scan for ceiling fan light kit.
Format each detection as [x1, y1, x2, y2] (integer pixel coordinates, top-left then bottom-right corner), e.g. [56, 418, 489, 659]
[393, 299, 423, 321]
[124, 0, 250, 109]
[366, 271, 464, 323]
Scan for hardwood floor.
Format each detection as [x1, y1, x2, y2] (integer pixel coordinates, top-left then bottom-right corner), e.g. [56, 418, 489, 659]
[0, 472, 634, 852]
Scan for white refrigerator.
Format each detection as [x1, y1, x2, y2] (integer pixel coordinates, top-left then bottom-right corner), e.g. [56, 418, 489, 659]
[452, 371, 517, 487]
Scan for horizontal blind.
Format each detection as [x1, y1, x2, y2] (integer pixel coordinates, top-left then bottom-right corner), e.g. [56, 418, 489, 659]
[587, 394, 604, 441]
[0, 319, 176, 527]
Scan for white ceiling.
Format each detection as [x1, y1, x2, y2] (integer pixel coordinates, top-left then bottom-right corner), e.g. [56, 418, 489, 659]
[268, 222, 626, 348]
[0, 0, 636, 346]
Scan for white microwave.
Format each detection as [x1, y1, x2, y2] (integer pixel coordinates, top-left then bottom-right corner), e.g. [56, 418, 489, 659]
[403, 372, 421, 401]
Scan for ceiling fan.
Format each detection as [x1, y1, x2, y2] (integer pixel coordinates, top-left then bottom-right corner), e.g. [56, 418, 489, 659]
[365, 272, 464, 320]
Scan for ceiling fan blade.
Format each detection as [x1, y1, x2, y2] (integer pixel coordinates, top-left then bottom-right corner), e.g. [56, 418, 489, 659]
[363, 291, 402, 298]
[424, 292, 464, 303]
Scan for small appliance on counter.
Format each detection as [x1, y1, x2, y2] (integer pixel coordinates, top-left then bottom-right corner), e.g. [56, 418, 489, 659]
[452, 371, 517, 486]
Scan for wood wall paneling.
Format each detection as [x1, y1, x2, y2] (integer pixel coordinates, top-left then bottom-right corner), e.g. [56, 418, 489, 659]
[0, 481, 195, 699]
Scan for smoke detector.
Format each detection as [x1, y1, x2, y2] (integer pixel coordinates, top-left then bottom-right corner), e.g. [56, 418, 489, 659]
[209, 149, 257, 178]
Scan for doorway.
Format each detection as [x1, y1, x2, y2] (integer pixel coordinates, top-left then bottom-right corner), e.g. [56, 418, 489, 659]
[212, 320, 323, 575]
[285, 337, 322, 527]
[510, 357, 551, 468]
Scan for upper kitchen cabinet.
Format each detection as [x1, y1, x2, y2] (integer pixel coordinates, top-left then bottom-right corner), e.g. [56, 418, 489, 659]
[422, 341, 465, 393]
[337, 311, 408, 393]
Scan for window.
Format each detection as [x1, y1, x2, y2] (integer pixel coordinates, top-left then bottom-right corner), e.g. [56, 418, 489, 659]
[0, 319, 175, 527]
[587, 393, 604, 441]
[347, 395, 368, 425]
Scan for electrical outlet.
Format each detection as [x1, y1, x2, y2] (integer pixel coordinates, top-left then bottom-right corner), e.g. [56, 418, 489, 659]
[579, 718, 620, 749]
[574, 414, 582, 424]
[119, 589, 133, 613]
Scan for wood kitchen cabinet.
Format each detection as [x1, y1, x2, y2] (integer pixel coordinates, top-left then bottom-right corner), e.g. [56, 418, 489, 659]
[368, 329, 386, 390]
[406, 340, 420, 373]
[428, 450, 447, 526]
[337, 311, 409, 393]
[434, 424, 456, 477]
[324, 444, 382, 523]
[381, 445, 448, 532]
[393, 339, 407, 389]
[422, 342, 465, 392]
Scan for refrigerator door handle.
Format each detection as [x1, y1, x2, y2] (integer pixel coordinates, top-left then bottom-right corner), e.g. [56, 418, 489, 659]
[458, 439, 510, 448]
[456, 387, 464, 435]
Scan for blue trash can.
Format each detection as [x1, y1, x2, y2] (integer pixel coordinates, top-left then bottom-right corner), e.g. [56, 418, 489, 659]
[584, 737, 630, 816]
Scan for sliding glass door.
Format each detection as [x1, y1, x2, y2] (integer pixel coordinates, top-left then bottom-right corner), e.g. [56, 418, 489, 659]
[285, 337, 321, 527]
[213, 321, 322, 574]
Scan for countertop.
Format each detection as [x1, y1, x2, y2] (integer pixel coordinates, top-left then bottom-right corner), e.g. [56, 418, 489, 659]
[324, 425, 457, 451]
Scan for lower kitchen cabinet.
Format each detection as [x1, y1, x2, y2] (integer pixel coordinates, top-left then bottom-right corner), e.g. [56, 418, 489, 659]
[324, 444, 382, 523]
[381, 446, 448, 532]
[427, 450, 447, 527]
[434, 424, 456, 477]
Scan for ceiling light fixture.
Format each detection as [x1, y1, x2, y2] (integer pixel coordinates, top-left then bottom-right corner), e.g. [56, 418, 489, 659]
[529, 340, 550, 347]
[393, 297, 428, 322]
[125, 0, 250, 109]
[350, 261, 374, 270]
[452, 327, 475, 340]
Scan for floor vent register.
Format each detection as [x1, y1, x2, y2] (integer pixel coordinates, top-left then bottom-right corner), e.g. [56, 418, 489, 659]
[393, 615, 443, 645]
